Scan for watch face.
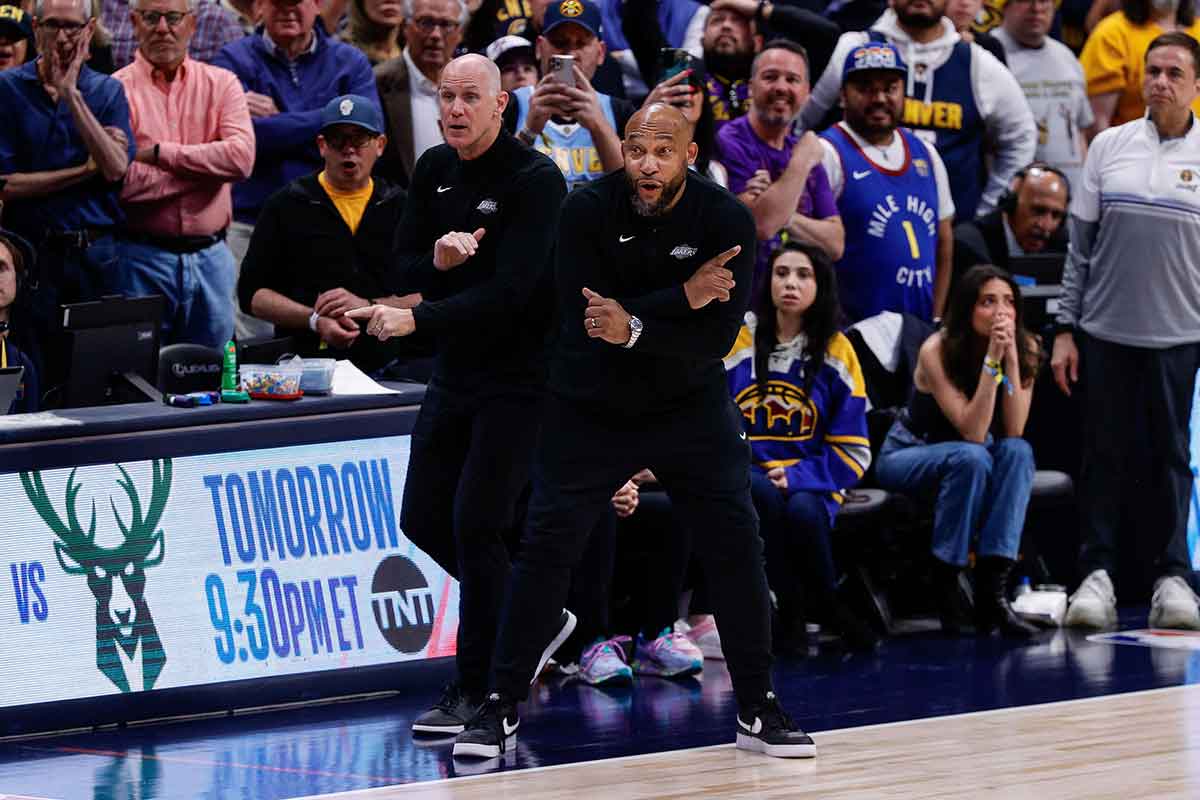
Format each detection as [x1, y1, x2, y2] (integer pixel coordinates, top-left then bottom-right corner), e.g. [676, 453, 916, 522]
[630, 317, 643, 332]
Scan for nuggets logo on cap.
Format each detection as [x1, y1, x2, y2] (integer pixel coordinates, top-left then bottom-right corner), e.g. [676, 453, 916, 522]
[0, 5, 25, 22]
[340, 99, 354, 116]
[559, 0, 583, 17]
[852, 45, 899, 71]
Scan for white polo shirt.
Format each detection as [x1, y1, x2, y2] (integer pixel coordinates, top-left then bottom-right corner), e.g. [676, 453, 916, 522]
[404, 48, 444, 163]
[1058, 113, 1200, 348]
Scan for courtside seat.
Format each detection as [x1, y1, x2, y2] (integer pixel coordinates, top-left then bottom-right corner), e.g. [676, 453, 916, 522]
[839, 488, 891, 518]
[1032, 469, 1073, 500]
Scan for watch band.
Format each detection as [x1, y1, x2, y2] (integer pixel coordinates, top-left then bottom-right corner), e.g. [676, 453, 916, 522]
[623, 316, 643, 349]
[308, 310, 320, 333]
[1052, 321, 1077, 338]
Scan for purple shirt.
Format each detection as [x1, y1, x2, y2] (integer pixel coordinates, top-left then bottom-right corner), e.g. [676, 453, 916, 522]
[716, 114, 838, 291]
[706, 74, 751, 133]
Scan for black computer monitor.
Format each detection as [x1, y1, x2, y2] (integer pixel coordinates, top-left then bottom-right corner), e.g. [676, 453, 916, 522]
[1009, 253, 1066, 286]
[59, 294, 164, 408]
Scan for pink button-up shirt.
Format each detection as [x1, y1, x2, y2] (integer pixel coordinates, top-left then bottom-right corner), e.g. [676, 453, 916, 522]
[116, 52, 255, 237]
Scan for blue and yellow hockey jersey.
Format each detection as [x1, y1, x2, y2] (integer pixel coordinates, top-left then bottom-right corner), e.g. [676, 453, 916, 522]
[724, 313, 872, 523]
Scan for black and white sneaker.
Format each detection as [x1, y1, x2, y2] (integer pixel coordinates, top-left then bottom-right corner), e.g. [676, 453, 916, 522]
[453, 692, 520, 759]
[735, 691, 817, 758]
[411, 681, 478, 735]
[531, 609, 577, 685]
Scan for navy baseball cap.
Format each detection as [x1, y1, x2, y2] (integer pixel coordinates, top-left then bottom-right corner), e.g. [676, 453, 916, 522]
[842, 42, 907, 81]
[543, 0, 602, 39]
[0, 4, 33, 43]
[319, 94, 384, 135]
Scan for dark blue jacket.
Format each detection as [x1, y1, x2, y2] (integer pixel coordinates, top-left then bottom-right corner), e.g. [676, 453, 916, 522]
[211, 23, 379, 223]
[2, 338, 38, 414]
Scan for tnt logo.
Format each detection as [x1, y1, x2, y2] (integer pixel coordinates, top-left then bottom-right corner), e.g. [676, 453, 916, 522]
[371, 555, 436, 654]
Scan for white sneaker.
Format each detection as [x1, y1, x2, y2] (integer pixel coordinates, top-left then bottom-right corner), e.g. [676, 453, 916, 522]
[1149, 575, 1200, 630]
[1064, 569, 1118, 629]
[675, 615, 725, 660]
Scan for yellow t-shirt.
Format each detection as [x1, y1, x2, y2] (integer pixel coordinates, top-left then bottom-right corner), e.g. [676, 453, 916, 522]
[1079, 12, 1200, 127]
[318, 172, 373, 235]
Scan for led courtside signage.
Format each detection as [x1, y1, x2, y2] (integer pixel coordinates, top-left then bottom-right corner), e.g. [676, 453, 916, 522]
[7, 436, 458, 709]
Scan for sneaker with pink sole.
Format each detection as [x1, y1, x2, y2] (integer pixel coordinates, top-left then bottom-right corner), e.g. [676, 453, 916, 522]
[632, 628, 703, 677]
[578, 636, 633, 686]
[676, 615, 724, 661]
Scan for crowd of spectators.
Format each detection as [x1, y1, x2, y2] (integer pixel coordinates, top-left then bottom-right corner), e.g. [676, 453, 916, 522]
[1, 0, 1198, 674]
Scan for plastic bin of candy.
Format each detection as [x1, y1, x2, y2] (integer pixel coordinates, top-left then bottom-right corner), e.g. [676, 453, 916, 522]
[296, 358, 336, 395]
[240, 363, 303, 400]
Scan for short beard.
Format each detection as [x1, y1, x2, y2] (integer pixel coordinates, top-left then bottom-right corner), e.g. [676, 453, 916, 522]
[753, 101, 796, 130]
[627, 171, 687, 217]
[844, 106, 898, 141]
[704, 47, 754, 81]
[895, 8, 941, 29]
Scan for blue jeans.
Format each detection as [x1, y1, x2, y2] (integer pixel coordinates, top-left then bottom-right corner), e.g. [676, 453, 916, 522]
[875, 422, 1035, 566]
[115, 238, 236, 348]
[750, 472, 837, 617]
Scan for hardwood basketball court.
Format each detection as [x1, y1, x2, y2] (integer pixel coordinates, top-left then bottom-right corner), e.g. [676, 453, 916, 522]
[300, 685, 1200, 799]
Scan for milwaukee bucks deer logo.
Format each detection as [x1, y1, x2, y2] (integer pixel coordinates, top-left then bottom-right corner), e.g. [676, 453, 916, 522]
[20, 460, 172, 693]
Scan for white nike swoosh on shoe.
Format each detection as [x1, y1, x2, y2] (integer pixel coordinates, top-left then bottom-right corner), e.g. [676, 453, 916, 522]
[852, 170, 871, 180]
[437, 185, 453, 193]
[737, 717, 763, 734]
[619, 235, 635, 242]
[503, 718, 519, 736]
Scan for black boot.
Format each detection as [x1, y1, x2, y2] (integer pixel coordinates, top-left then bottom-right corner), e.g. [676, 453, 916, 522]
[975, 557, 1040, 638]
[932, 558, 974, 635]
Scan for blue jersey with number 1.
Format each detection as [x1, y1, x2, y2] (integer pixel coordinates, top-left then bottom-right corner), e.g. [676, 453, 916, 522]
[823, 125, 940, 324]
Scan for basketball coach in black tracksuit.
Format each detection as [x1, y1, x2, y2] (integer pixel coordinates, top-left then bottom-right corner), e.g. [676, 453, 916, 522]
[450, 103, 817, 761]
[349, 54, 566, 734]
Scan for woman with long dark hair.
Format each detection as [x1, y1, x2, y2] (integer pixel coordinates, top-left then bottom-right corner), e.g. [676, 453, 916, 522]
[725, 241, 876, 651]
[875, 264, 1041, 638]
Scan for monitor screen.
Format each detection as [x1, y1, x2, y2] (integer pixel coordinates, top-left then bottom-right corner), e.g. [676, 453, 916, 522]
[1008, 253, 1066, 286]
[59, 295, 164, 408]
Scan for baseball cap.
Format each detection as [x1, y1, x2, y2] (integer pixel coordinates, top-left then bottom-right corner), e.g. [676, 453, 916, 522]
[0, 4, 33, 43]
[487, 34, 534, 65]
[842, 42, 907, 81]
[319, 94, 384, 135]
[543, 0, 602, 40]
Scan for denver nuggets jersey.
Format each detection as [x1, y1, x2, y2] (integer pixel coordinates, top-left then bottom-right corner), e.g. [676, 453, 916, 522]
[513, 86, 616, 192]
[868, 31, 983, 219]
[724, 316, 871, 523]
[823, 125, 940, 323]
